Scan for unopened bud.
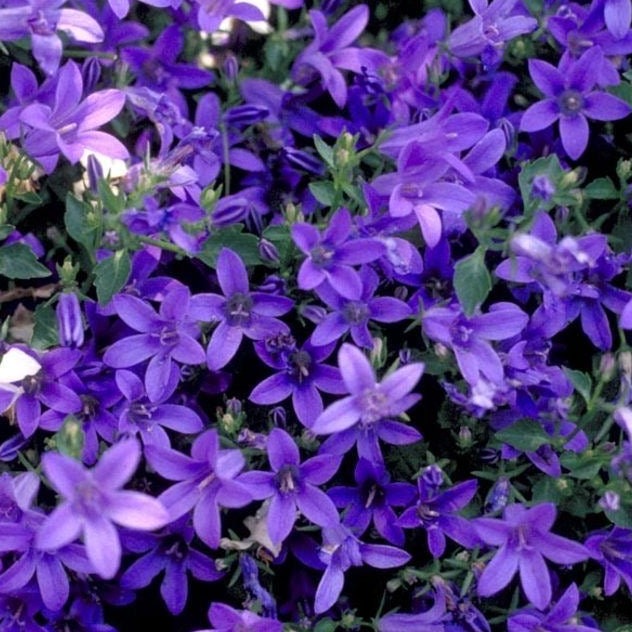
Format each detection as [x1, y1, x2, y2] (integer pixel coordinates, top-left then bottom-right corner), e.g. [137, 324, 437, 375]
[56, 293, 84, 348]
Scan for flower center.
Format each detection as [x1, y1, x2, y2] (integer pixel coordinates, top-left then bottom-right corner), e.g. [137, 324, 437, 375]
[450, 318, 474, 347]
[288, 350, 312, 383]
[310, 245, 334, 267]
[159, 326, 180, 347]
[21, 373, 42, 396]
[559, 90, 584, 116]
[225, 293, 253, 327]
[27, 11, 54, 36]
[342, 301, 369, 325]
[73, 481, 103, 518]
[363, 483, 384, 509]
[359, 387, 389, 424]
[80, 395, 99, 419]
[275, 465, 300, 494]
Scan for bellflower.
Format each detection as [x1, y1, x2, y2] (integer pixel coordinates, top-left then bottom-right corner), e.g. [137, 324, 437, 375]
[507, 583, 598, 631]
[398, 465, 480, 557]
[103, 287, 206, 403]
[249, 337, 346, 427]
[35, 439, 170, 580]
[474, 502, 590, 609]
[291, 5, 388, 108]
[312, 343, 424, 464]
[520, 46, 631, 160]
[422, 302, 529, 386]
[56, 292, 84, 349]
[0, 0, 103, 76]
[18, 61, 128, 173]
[190, 248, 293, 372]
[585, 526, 632, 596]
[145, 429, 253, 549]
[292, 208, 385, 300]
[240, 428, 340, 546]
[314, 523, 411, 614]
[197, 602, 283, 632]
[327, 458, 416, 545]
[120, 517, 223, 615]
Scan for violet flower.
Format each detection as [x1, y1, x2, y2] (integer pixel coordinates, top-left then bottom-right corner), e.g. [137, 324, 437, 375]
[508, 583, 598, 631]
[314, 523, 411, 614]
[474, 502, 590, 609]
[35, 439, 170, 580]
[145, 429, 253, 549]
[0, 0, 103, 76]
[103, 287, 206, 403]
[197, 602, 283, 632]
[585, 526, 632, 596]
[312, 343, 423, 464]
[398, 465, 479, 557]
[56, 292, 84, 349]
[292, 208, 385, 300]
[520, 46, 631, 160]
[18, 61, 128, 173]
[240, 428, 340, 546]
[190, 248, 293, 372]
[249, 336, 346, 427]
[291, 5, 388, 108]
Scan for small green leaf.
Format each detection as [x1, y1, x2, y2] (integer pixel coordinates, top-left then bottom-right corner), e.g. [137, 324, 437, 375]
[12, 191, 41, 204]
[94, 250, 131, 304]
[0, 243, 50, 279]
[313, 135, 334, 168]
[0, 224, 15, 240]
[495, 418, 550, 452]
[563, 367, 592, 403]
[197, 226, 261, 268]
[309, 181, 336, 206]
[560, 451, 605, 480]
[65, 194, 101, 251]
[453, 247, 491, 316]
[31, 304, 58, 350]
[585, 177, 619, 200]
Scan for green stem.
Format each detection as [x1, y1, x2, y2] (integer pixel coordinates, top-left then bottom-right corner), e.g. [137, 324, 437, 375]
[136, 235, 189, 256]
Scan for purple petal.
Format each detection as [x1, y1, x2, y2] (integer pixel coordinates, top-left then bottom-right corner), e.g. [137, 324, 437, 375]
[206, 323, 243, 371]
[216, 248, 249, 296]
[519, 550, 551, 610]
[93, 438, 140, 489]
[605, 0, 632, 38]
[42, 451, 87, 498]
[36, 554, 69, 611]
[296, 485, 339, 527]
[103, 334, 161, 368]
[35, 504, 82, 551]
[112, 294, 161, 332]
[84, 514, 121, 579]
[249, 373, 293, 405]
[477, 543, 519, 597]
[361, 543, 411, 568]
[583, 92, 631, 121]
[528, 59, 563, 96]
[107, 491, 169, 530]
[520, 100, 559, 132]
[292, 385, 323, 426]
[314, 564, 345, 614]
[268, 428, 300, 470]
[120, 551, 164, 589]
[311, 396, 359, 434]
[560, 114, 589, 160]
[192, 492, 221, 548]
[268, 493, 296, 545]
[338, 343, 375, 393]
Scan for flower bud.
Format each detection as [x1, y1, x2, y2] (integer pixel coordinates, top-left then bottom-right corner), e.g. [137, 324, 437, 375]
[258, 238, 280, 263]
[598, 490, 620, 512]
[56, 293, 84, 348]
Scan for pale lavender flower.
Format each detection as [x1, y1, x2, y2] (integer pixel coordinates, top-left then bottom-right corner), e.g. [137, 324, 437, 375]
[35, 439, 170, 580]
[474, 503, 589, 609]
[197, 602, 283, 632]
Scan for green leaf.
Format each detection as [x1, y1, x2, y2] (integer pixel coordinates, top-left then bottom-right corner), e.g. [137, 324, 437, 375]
[94, 250, 131, 305]
[495, 419, 550, 452]
[313, 135, 334, 168]
[98, 178, 126, 214]
[197, 226, 261, 268]
[0, 224, 15, 240]
[560, 451, 605, 479]
[31, 304, 58, 350]
[563, 367, 592, 403]
[0, 243, 50, 279]
[585, 177, 619, 200]
[12, 191, 41, 204]
[453, 247, 491, 316]
[309, 181, 336, 206]
[65, 194, 101, 251]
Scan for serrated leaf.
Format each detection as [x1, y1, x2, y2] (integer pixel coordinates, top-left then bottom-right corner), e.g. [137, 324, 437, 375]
[94, 250, 131, 305]
[65, 193, 101, 251]
[0, 243, 50, 279]
[197, 226, 261, 268]
[31, 304, 58, 350]
[563, 367, 592, 403]
[313, 134, 334, 168]
[585, 177, 619, 200]
[495, 419, 550, 452]
[454, 247, 491, 316]
[309, 181, 336, 206]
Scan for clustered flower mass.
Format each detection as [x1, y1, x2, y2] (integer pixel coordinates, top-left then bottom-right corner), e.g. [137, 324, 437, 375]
[2, 0, 632, 629]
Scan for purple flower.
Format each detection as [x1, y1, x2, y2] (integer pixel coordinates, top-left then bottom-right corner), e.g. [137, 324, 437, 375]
[56, 292, 84, 349]
[197, 602, 283, 632]
[103, 287, 206, 402]
[190, 248, 293, 372]
[378, 588, 446, 632]
[0, 0, 103, 75]
[520, 46, 631, 159]
[312, 343, 423, 464]
[292, 208, 385, 300]
[249, 337, 346, 427]
[145, 429, 252, 548]
[398, 465, 479, 557]
[240, 428, 340, 546]
[508, 583, 598, 631]
[120, 517, 223, 615]
[422, 302, 528, 386]
[328, 458, 416, 545]
[474, 502, 589, 609]
[291, 5, 388, 108]
[585, 526, 632, 596]
[18, 61, 128, 173]
[448, 0, 537, 60]
[35, 439, 170, 580]
[314, 523, 410, 614]
[311, 265, 412, 349]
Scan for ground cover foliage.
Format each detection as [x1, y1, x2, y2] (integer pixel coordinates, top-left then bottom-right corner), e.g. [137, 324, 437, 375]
[1, 0, 632, 629]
